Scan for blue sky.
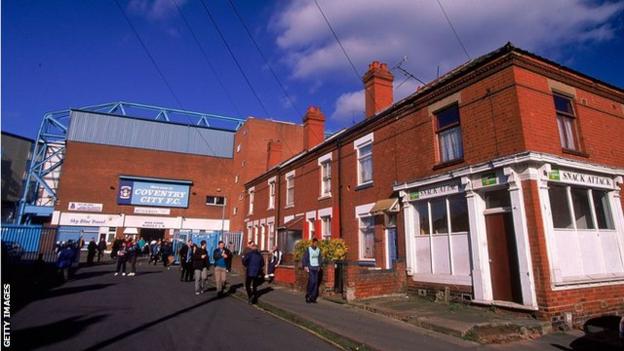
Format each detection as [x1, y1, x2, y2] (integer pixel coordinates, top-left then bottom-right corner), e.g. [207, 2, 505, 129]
[3, 0, 624, 139]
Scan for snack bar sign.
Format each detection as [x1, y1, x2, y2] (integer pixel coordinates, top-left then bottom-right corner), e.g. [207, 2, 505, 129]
[118, 179, 189, 208]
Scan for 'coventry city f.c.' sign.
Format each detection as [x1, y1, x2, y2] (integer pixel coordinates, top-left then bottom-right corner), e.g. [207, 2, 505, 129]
[117, 179, 190, 208]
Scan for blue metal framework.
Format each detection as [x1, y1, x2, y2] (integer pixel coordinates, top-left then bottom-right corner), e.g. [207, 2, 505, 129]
[16, 101, 245, 224]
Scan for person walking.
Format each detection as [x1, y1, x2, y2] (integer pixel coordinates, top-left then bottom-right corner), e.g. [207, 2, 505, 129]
[179, 240, 194, 282]
[161, 240, 173, 269]
[97, 238, 107, 263]
[192, 240, 209, 295]
[150, 240, 160, 265]
[242, 243, 264, 304]
[266, 245, 283, 281]
[127, 238, 138, 276]
[213, 241, 231, 297]
[302, 238, 323, 303]
[137, 236, 146, 256]
[56, 243, 74, 282]
[86, 239, 97, 265]
[115, 242, 128, 276]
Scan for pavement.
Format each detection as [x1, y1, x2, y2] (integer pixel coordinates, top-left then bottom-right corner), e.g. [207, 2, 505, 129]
[8, 259, 621, 351]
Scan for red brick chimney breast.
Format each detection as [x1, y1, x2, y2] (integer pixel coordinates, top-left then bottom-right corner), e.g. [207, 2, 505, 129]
[266, 139, 283, 170]
[303, 106, 325, 149]
[363, 60, 394, 118]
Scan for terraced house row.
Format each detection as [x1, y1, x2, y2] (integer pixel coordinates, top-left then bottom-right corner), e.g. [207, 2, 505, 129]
[243, 43, 624, 327]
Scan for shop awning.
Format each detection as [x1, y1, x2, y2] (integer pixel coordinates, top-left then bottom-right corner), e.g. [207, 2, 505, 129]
[370, 198, 400, 215]
[277, 216, 304, 231]
[123, 227, 139, 234]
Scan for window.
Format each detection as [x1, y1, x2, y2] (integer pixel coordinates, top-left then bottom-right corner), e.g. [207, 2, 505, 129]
[233, 207, 238, 215]
[267, 223, 276, 249]
[206, 196, 226, 206]
[417, 194, 469, 235]
[435, 104, 463, 163]
[549, 184, 615, 230]
[286, 172, 295, 207]
[234, 175, 239, 184]
[278, 230, 302, 265]
[268, 179, 276, 209]
[357, 143, 373, 185]
[321, 216, 331, 239]
[553, 94, 580, 151]
[359, 216, 375, 259]
[248, 188, 255, 214]
[308, 218, 316, 239]
[320, 160, 332, 197]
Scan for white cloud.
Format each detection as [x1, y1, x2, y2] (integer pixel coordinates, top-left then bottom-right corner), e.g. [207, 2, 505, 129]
[271, 0, 624, 121]
[128, 0, 187, 21]
[331, 89, 364, 121]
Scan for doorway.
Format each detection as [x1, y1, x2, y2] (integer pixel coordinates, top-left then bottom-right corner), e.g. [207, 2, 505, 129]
[485, 212, 522, 303]
[140, 228, 166, 243]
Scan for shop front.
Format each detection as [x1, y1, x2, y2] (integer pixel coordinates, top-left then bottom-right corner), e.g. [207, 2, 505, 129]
[396, 153, 624, 312]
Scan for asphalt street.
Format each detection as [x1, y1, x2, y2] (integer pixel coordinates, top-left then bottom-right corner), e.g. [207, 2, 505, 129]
[10, 260, 338, 351]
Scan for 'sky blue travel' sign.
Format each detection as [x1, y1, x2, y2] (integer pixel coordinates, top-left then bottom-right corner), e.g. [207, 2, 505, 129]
[117, 179, 190, 208]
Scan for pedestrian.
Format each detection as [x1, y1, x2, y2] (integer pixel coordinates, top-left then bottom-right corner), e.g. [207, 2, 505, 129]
[137, 236, 146, 256]
[87, 239, 97, 265]
[242, 243, 264, 304]
[150, 240, 160, 265]
[266, 245, 283, 281]
[127, 238, 138, 276]
[213, 241, 231, 297]
[56, 243, 74, 282]
[115, 242, 128, 276]
[192, 240, 209, 295]
[97, 238, 107, 263]
[179, 240, 194, 282]
[111, 238, 122, 259]
[242, 240, 254, 259]
[302, 238, 323, 303]
[161, 240, 173, 269]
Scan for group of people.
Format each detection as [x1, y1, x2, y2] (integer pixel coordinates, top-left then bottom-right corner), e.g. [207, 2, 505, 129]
[55, 240, 81, 281]
[86, 238, 107, 265]
[177, 239, 233, 296]
[147, 239, 175, 268]
[110, 236, 146, 276]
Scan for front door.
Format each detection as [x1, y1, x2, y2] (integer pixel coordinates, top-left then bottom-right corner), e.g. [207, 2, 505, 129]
[141, 228, 165, 243]
[485, 212, 522, 303]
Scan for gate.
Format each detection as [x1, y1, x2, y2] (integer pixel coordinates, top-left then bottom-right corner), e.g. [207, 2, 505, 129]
[171, 230, 243, 264]
[1, 224, 59, 263]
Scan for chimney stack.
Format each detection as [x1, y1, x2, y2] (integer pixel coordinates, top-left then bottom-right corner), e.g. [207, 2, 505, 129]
[363, 61, 394, 118]
[266, 139, 283, 170]
[303, 106, 325, 149]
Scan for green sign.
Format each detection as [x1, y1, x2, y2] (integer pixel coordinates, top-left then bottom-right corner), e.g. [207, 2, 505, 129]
[548, 169, 560, 181]
[481, 173, 497, 186]
[409, 192, 419, 201]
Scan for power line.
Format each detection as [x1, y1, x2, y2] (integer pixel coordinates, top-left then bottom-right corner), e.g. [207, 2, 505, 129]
[114, 0, 184, 108]
[313, 0, 361, 80]
[197, 0, 270, 117]
[435, 0, 471, 60]
[225, 0, 300, 116]
[170, 0, 242, 116]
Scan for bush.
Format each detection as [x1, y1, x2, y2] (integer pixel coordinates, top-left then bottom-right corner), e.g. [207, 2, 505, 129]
[294, 238, 348, 263]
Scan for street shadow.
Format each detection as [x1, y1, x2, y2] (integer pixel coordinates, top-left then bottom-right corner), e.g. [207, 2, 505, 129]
[83, 294, 223, 350]
[71, 270, 115, 280]
[13, 314, 108, 350]
[256, 286, 274, 299]
[37, 283, 114, 301]
[550, 316, 623, 351]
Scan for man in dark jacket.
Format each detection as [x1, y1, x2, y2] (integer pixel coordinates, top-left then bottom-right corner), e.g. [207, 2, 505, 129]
[242, 243, 264, 304]
[86, 239, 97, 265]
[179, 240, 194, 281]
[97, 238, 107, 263]
[192, 240, 209, 295]
[302, 238, 323, 303]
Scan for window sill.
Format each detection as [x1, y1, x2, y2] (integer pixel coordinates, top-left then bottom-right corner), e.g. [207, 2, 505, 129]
[356, 259, 376, 266]
[355, 182, 373, 191]
[284, 205, 295, 209]
[432, 158, 464, 170]
[562, 148, 589, 158]
[318, 194, 332, 200]
[267, 207, 275, 211]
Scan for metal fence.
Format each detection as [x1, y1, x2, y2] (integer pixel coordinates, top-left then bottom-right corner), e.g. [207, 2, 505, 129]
[1, 224, 59, 263]
[171, 230, 243, 264]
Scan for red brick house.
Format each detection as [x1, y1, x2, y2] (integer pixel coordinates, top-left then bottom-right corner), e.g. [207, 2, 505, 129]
[244, 43, 624, 326]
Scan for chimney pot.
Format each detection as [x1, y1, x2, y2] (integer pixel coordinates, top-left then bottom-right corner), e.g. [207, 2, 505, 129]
[303, 106, 325, 149]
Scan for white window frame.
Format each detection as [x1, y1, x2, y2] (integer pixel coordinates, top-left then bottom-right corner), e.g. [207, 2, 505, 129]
[548, 184, 616, 231]
[354, 133, 374, 186]
[206, 195, 226, 206]
[267, 176, 276, 210]
[285, 170, 295, 208]
[248, 187, 255, 215]
[355, 203, 376, 261]
[321, 216, 332, 239]
[318, 153, 333, 198]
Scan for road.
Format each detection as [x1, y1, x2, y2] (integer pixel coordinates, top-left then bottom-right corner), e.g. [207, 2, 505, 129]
[10, 260, 337, 351]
